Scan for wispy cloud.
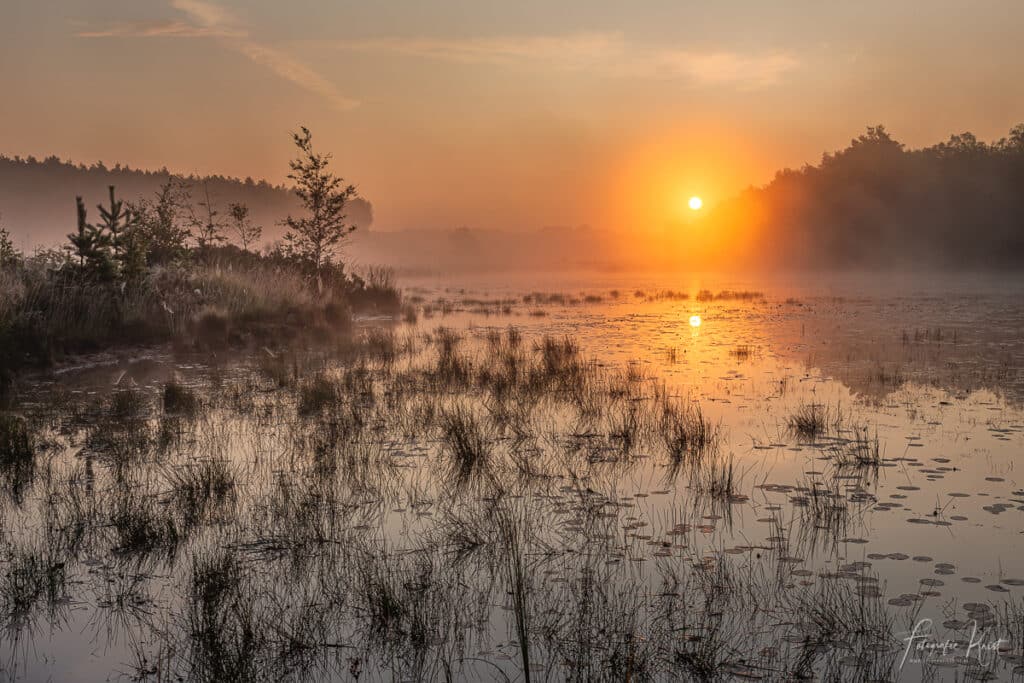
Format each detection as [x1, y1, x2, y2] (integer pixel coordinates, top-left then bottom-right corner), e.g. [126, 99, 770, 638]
[234, 42, 359, 112]
[647, 50, 800, 87]
[339, 33, 799, 89]
[78, 4, 797, 98]
[77, 20, 241, 39]
[343, 33, 623, 68]
[77, 0, 359, 111]
[170, 0, 234, 29]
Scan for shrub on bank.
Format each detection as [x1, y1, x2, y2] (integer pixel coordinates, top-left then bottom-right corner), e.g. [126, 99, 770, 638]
[0, 249, 399, 391]
[0, 126, 401, 391]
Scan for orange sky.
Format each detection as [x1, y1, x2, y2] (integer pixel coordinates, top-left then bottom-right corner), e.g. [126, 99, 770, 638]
[2, 0, 1024, 232]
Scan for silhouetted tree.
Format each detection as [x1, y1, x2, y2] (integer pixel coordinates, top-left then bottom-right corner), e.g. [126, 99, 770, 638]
[710, 123, 1024, 268]
[134, 177, 193, 265]
[193, 181, 226, 249]
[67, 196, 114, 277]
[281, 127, 359, 285]
[228, 202, 262, 251]
[0, 154, 374, 248]
[94, 186, 139, 273]
[0, 214, 17, 267]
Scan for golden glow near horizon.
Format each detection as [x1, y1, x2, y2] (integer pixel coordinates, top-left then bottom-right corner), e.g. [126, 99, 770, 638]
[4, 3, 1024, 233]
[689, 196, 703, 211]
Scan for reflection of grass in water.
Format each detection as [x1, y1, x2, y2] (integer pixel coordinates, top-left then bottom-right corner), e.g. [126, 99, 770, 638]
[498, 508, 532, 683]
[730, 344, 753, 361]
[165, 457, 236, 525]
[0, 413, 35, 502]
[787, 401, 839, 439]
[187, 549, 264, 682]
[0, 545, 67, 632]
[691, 453, 739, 501]
[696, 289, 764, 302]
[831, 426, 882, 468]
[440, 405, 492, 486]
[659, 395, 719, 477]
[162, 381, 199, 416]
[297, 374, 339, 416]
[2, 319, 1022, 681]
[110, 488, 182, 559]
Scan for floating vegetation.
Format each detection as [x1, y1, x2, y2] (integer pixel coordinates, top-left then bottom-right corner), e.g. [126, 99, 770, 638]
[0, 279, 1022, 682]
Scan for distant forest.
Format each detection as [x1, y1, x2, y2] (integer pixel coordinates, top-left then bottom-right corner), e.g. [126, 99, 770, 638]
[351, 124, 1024, 273]
[3, 124, 1023, 271]
[0, 155, 373, 249]
[711, 124, 1024, 269]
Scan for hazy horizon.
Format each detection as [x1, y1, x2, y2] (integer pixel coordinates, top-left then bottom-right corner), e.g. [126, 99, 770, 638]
[4, 0, 1024, 233]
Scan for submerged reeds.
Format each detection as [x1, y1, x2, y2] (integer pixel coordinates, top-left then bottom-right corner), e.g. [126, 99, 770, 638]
[0, 315, 1016, 682]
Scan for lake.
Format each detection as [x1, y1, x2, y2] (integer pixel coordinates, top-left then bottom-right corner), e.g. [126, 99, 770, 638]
[2, 270, 1023, 681]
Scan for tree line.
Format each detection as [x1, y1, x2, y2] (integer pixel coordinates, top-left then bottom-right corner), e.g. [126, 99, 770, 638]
[0, 150, 373, 250]
[31, 127, 359, 286]
[711, 124, 1024, 268]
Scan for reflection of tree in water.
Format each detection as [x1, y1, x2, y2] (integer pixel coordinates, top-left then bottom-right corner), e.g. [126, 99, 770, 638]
[780, 294, 1024, 403]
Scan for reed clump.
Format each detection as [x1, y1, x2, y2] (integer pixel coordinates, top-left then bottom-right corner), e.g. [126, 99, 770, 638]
[440, 405, 492, 484]
[660, 398, 718, 469]
[163, 381, 200, 416]
[788, 402, 834, 438]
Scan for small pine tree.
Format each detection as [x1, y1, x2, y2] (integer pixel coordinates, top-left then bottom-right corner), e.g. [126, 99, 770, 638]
[228, 202, 262, 251]
[95, 186, 140, 273]
[282, 127, 359, 285]
[67, 196, 114, 277]
[118, 217, 149, 284]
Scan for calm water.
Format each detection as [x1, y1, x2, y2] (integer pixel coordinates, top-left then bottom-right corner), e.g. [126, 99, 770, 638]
[3, 271, 1024, 682]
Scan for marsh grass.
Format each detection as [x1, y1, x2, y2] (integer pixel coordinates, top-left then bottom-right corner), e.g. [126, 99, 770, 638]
[659, 397, 718, 473]
[692, 453, 741, 501]
[832, 426, 882, 468]
[110, 485, 182, 559]
[166, 457, 237, 523]
[0, 545, 67, 632]
[110, 388, 146, 423]
[440, 405, 493, 486]
[786, 579, 897, 679]
[431, 327, 472, 388]
[730, 344, 753, 361]
[788, 402, 840, 439]
[695, 289, 764, 302]
[498, 508, 533, 683]
[535, 335, 581, 388]
[0, 413, 35, 502]
[257, 349, 299, 389]
[187, 549, 265, 682]
[791, 476, 851, 541]
[0, 413, 32, 461]
[163, 381, 199, 416]
[297, 374, 339, 416]
[2, 318, 1021, 682]
[0, 259, 389, 384]
[607, 400, 645, 456]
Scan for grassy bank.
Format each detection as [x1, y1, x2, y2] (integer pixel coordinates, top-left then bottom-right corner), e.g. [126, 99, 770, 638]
[0, 245, 401, 391]
[0, 126, 406, 392]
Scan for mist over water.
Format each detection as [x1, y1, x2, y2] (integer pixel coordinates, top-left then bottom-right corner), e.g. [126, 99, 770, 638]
[4, 268, 1024, 681]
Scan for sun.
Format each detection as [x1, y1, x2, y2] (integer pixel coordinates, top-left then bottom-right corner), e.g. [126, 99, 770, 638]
[688, 196, 703, 211]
